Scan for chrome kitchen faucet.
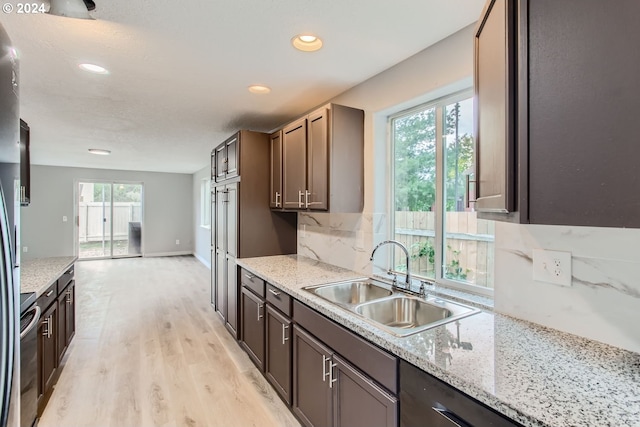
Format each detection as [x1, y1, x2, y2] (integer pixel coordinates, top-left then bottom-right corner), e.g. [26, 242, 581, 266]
[370, 240, 411, 288]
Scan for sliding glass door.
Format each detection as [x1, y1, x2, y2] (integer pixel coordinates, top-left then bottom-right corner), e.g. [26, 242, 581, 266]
[77, 181, 143, 259]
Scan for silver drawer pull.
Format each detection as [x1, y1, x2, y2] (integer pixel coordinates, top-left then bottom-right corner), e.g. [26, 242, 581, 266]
[45, 289, 54, 298]
[268, 288, 280, 297]
[244, 273, 254, 280]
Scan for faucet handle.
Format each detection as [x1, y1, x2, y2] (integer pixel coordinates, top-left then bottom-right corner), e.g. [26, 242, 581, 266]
[386, 270, 398, 285]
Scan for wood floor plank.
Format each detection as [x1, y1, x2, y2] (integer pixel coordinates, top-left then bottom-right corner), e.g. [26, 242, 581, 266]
[37, 256, 300, 427]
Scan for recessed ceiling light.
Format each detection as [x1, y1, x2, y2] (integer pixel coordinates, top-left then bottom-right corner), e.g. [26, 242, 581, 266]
[292, 34, 323, 52]
[248, 85, 271, 94]
[88, 148, 111, 155]
[79, 63, 109, 74]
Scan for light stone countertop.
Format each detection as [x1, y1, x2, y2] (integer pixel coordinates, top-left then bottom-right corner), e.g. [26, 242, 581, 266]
[237, 254, 640, 427]
[21, 256, 78, 297]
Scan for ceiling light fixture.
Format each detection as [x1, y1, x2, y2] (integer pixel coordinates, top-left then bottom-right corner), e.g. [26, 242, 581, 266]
[88, 148, 111, 155]
[79, 63, 109, 74]
[48, 0, 94, 19]
[292, 34, 323, 52]
[248, 85, 271, 94]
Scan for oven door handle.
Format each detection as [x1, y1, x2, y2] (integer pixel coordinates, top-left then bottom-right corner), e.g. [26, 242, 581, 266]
[20, 305, 41, 339]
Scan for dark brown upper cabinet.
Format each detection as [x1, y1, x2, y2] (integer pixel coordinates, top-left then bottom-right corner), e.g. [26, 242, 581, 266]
[474, 0, 640, 228]
[20, 119, 30, 206]
[275, 103, 364, 213]
[214, 134, 239, 182]
[269, 130, 283, 209]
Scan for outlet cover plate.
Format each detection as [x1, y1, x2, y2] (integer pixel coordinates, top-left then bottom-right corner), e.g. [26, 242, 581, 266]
[532, 249, 572, 287]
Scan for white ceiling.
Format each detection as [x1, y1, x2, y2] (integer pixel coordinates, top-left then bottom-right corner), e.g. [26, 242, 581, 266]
[2, 0, 485, 174]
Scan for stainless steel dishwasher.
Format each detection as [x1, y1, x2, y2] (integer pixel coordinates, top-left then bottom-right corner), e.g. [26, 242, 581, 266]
[20, 293, 39, 427]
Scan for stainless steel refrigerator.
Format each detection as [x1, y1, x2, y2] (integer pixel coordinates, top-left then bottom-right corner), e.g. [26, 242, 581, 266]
[0, 21, 21, 427]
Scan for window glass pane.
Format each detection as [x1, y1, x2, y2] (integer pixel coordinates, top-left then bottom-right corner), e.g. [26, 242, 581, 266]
[393, 106, 436, 278]
[443, 98, 494, 288]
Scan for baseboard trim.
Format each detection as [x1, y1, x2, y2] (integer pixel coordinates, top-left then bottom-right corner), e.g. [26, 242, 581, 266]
[143, 251, 193, 258]
[193, 252, 212, 269]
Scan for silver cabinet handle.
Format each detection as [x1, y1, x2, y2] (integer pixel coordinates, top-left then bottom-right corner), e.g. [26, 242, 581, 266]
[322, 355, 330, 382]
[45, 289, 54, 298]
[465, 174, 477, 209]
[268, 288, 280, 297]
[298, 190, 304, 208]
[244, 273, 254, 280]
[305, 190, 310, 208]
[42, 315, 53, 339]
[329, 361, 337, 388]
[257, 303, 264, 321]
[20, 306, 40, 339]
[66, 289, 73, 305]
[432, 407, 471, 427]
[274, 191, 281, 208]
[282, 324, 289, 345]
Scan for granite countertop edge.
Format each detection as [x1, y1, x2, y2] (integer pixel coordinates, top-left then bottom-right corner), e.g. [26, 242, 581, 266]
[21, 256, 78, 297]
[236, 255, 636, 427]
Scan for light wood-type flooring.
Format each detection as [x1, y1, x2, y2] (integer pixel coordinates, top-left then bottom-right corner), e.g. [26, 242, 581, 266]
[40, 256, 300, 427]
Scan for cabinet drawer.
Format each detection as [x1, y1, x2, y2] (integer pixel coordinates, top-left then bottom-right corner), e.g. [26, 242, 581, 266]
[293, 300, 398, 394]
[266, 284, 291, 316]
[240, 268, 265, 297]
[57, 266, 74, 294]
[37, 282, 58, 311]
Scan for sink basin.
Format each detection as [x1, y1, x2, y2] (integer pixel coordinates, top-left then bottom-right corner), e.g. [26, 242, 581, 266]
[306, 280, 393, 306]
[355, 296, 480, 337]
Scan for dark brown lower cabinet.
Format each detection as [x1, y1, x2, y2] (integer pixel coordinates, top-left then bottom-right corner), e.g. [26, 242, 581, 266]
[240, 287, 265, 370]
[292, 325, 332, 427]
[37, 302, 57, 408]
[57, 280, 76, 364]
[293, 325, 398, 427]
[265, 305, 292, 404]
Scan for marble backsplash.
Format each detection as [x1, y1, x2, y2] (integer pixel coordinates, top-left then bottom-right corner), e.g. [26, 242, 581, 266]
[494, 222, 640, 353]
[297, 212, 387, 276]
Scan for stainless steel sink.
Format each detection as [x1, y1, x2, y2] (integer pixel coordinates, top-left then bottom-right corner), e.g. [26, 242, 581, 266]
[355, 295, 480, 337]
[305, 280, 393, 306]
[304, 279, 480, 337]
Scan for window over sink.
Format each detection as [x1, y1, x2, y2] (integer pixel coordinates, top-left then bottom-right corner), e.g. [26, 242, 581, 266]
[389, 91, 494, 294]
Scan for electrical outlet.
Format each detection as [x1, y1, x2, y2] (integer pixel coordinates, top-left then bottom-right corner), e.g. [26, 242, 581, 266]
[532, 249, 572, 287]
[175, 239, 180, 245]
[22, 246, 28, 253]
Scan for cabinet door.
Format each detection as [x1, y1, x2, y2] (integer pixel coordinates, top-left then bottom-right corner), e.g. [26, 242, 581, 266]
[474, 0, 516, 213]
[265, 305, 292, 404]
[241, 288, 265, 370]
[225, 257, 238, 337]
[307, 108, 329, 211]
[215, 143, 226, 182]
[38, 303, 57, 399]
[282, 118, 307, 209]
[56, 292, 67, 364]
[215, 249, 227, 320]
[269, 131, 283, 209]
[292, 325, 332, 427]
[333, 354, 398, 427]
[226, 183, 238, 258]
[226, 135, 238, 179]
[65, 281, 76, 346]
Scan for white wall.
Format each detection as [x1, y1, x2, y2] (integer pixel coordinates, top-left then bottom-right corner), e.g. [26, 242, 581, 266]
[294, 24, 640, 353]
[192, 165, 211, 267]
[22, 165, 193, 260]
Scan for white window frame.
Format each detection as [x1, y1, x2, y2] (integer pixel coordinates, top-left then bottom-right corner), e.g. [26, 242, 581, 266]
[388, 89, 493, 297]
[201, 178, 211, 229]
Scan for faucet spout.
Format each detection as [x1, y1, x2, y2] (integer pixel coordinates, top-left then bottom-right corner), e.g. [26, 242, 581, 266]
[370, 240, 411, 287]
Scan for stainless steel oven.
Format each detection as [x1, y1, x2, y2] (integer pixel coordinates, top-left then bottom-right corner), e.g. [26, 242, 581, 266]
[19, 294, 39, 427]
